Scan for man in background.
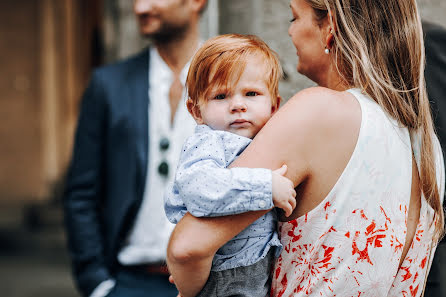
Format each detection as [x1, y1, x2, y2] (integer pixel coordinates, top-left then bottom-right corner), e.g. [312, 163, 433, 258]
[423, 21, 446, 297]
[64, 0, 207, 296]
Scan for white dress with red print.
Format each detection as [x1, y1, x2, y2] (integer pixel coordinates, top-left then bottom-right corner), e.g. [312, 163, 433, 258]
[271, 89, 445, 297]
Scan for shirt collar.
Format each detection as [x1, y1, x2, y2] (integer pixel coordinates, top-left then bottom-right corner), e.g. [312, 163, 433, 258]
[150, 47, 171, 84]
[149, 46, 197, 86]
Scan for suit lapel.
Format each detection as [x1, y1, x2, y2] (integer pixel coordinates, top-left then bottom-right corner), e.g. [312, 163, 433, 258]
[128, 49, 150, 199]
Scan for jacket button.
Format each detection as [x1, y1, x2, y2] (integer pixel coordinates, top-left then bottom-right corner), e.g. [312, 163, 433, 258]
[158, 161, 169, 176]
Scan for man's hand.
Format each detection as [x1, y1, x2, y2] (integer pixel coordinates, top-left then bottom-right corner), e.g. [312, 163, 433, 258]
[272, 165, 297, 217]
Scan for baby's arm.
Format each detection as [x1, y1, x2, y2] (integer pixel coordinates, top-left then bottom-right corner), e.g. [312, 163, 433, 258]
[165, 132, 295, 296]
[170, 131, 295, 218]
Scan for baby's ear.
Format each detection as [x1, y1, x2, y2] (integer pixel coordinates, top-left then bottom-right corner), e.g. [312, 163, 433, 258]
[271, 96, 282, 114]
[186, 99, 204, 124]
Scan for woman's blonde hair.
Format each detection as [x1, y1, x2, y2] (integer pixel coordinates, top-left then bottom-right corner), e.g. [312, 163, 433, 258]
[305, 0, 444, 240]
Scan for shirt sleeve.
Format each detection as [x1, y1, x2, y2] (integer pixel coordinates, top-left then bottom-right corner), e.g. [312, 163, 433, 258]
[89, 279, 115, 297]
[164, 181, 188, 224]
[168, 130, 274, 219]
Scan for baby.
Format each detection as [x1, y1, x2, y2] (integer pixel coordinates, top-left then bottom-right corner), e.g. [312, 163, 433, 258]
[164, 34, 296, 297]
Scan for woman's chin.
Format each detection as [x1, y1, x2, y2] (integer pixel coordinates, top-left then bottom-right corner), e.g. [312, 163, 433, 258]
[297, 66, 319, 84]
[296, 65, 307, 77]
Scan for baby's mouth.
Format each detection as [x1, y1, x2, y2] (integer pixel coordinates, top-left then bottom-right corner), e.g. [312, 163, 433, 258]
[230, 119, 251, 127]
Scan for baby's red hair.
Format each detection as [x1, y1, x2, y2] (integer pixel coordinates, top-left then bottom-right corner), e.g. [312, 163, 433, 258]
[186, 34, 283, 108]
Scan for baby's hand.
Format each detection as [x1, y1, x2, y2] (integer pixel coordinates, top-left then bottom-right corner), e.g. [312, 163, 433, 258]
[272, 165, 296, 217]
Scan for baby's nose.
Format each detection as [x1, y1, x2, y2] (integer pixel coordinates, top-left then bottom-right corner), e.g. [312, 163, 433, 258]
[230, 97, 247, 112]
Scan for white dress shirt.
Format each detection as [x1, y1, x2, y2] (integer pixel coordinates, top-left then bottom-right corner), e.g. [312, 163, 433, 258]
[118, 47, 196, 264]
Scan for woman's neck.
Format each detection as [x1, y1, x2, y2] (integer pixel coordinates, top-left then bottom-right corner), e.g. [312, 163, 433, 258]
[318, 65, 350, 91]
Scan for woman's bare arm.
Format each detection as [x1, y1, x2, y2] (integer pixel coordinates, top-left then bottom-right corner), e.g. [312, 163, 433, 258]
[167, 211, 268, 297]
[166, 87, 360, 296]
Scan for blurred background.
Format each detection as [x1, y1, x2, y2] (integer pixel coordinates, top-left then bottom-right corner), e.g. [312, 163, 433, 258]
[0, 0, 445, 296]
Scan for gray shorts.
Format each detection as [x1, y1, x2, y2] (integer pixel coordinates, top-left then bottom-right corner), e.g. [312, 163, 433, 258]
[196, 250, 274, 297]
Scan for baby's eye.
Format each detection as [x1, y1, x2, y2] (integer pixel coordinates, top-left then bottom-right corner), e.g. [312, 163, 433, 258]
[246, 91, 258, 96]
[214, 93, 226, 100]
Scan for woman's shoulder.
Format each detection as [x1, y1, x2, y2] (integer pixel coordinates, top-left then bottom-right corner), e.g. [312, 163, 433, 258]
[288, 86, 355, 110]
[279, 86, 360, 133]
[292, 86, 337, 98]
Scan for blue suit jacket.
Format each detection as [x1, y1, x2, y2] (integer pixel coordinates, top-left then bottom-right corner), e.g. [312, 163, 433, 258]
[64, 50, 150, 296]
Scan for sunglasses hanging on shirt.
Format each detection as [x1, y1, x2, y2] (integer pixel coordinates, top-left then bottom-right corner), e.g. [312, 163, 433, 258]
[158, 137, 170, 177]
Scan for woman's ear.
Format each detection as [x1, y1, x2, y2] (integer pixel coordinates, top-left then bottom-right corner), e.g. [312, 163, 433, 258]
[186, 99, 204, 124]
[326, 32, 335, 50]
[325, 10, 337, 50]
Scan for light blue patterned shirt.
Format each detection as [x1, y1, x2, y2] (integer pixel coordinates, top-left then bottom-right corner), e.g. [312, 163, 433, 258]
[164, 125, 282, 271]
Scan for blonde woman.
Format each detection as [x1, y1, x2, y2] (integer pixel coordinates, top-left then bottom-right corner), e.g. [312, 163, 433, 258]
[166, 0, 445, 296]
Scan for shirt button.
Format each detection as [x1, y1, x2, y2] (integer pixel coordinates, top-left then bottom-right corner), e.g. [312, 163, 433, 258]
[259, 201, 266, 208]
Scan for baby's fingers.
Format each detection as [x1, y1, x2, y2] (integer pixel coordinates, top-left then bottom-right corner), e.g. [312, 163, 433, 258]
[273, 164, 288, 176]
[291, 189, 297, 207]
[290, 194, 297, 210]
[283, 203, 293, 217]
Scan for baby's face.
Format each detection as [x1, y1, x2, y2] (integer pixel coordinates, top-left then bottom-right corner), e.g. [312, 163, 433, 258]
[195, 56, 278, 139]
